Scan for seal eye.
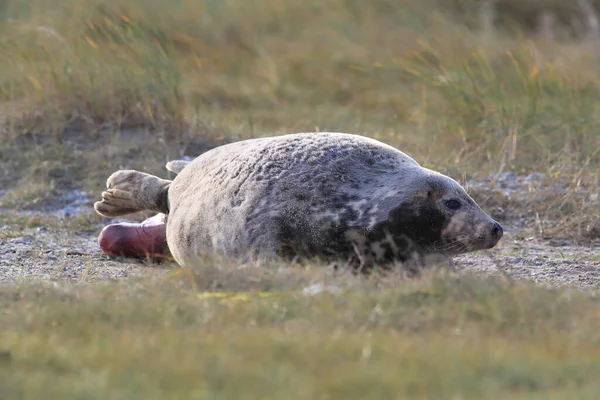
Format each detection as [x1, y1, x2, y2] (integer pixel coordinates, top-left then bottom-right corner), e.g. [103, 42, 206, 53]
[445, 199, 461, 210]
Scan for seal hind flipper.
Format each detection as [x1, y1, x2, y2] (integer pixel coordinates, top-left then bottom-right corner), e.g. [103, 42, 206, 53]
[94, 170, 171, 217]
[166, 160, 191, 174]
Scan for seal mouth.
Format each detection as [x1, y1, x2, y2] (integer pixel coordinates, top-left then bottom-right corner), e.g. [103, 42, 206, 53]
[487, 236, 502, 249]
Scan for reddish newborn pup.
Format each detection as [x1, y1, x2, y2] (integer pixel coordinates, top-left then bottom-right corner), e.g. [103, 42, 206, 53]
[98, 213, 169, 261]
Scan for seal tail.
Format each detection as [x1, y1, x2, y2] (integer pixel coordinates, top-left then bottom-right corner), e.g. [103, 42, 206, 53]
[165, 159, 191, 174]
[94, 170, 171, 217]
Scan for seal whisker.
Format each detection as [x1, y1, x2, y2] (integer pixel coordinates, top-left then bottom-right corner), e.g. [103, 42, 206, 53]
[434, 240, 463, 251]
[434, 240, 471, 255]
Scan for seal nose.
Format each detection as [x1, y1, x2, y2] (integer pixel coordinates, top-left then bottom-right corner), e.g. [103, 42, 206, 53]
[491, 222, 503, 239]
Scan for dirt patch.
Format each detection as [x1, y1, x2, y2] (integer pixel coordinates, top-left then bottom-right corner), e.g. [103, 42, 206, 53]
[0, 213, 171, 284]
[456, 239, 600, 290]
[1, 197, 598, 289]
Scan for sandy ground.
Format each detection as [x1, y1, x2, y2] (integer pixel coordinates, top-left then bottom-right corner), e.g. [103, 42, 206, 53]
[0, 218, 171, 283]
[1, 201, 598, 289]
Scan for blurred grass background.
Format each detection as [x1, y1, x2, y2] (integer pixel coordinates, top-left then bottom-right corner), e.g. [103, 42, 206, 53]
[0, 0, 598, 170]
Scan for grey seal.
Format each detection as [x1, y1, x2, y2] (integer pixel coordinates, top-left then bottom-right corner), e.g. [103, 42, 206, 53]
[94, 132, 503, 271]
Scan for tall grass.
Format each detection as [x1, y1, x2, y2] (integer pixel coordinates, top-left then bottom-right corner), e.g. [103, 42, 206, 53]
[0, 0, 598, 171]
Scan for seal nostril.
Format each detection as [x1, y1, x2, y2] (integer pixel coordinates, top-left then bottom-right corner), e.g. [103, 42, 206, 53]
[491, 222, 503, 239]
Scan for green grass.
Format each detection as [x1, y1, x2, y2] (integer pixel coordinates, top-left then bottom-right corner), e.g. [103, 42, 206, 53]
[3, 270, 600, 399]
[1, 0, 600, 398]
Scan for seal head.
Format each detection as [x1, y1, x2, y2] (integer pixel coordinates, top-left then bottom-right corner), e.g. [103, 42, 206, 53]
[339, 168, 502, 271]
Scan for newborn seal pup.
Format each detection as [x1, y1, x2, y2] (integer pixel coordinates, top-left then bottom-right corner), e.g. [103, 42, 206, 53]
[95, 132, 503, 271]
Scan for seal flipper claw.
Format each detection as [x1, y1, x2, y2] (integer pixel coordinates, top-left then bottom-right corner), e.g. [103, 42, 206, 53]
[94, 170, 171, 217]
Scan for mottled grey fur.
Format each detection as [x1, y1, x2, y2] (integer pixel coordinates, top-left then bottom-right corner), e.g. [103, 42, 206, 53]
[95, 132, 503, 270]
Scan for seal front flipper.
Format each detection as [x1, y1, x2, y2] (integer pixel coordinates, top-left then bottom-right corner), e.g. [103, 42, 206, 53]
[94, 170, 171, 217]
